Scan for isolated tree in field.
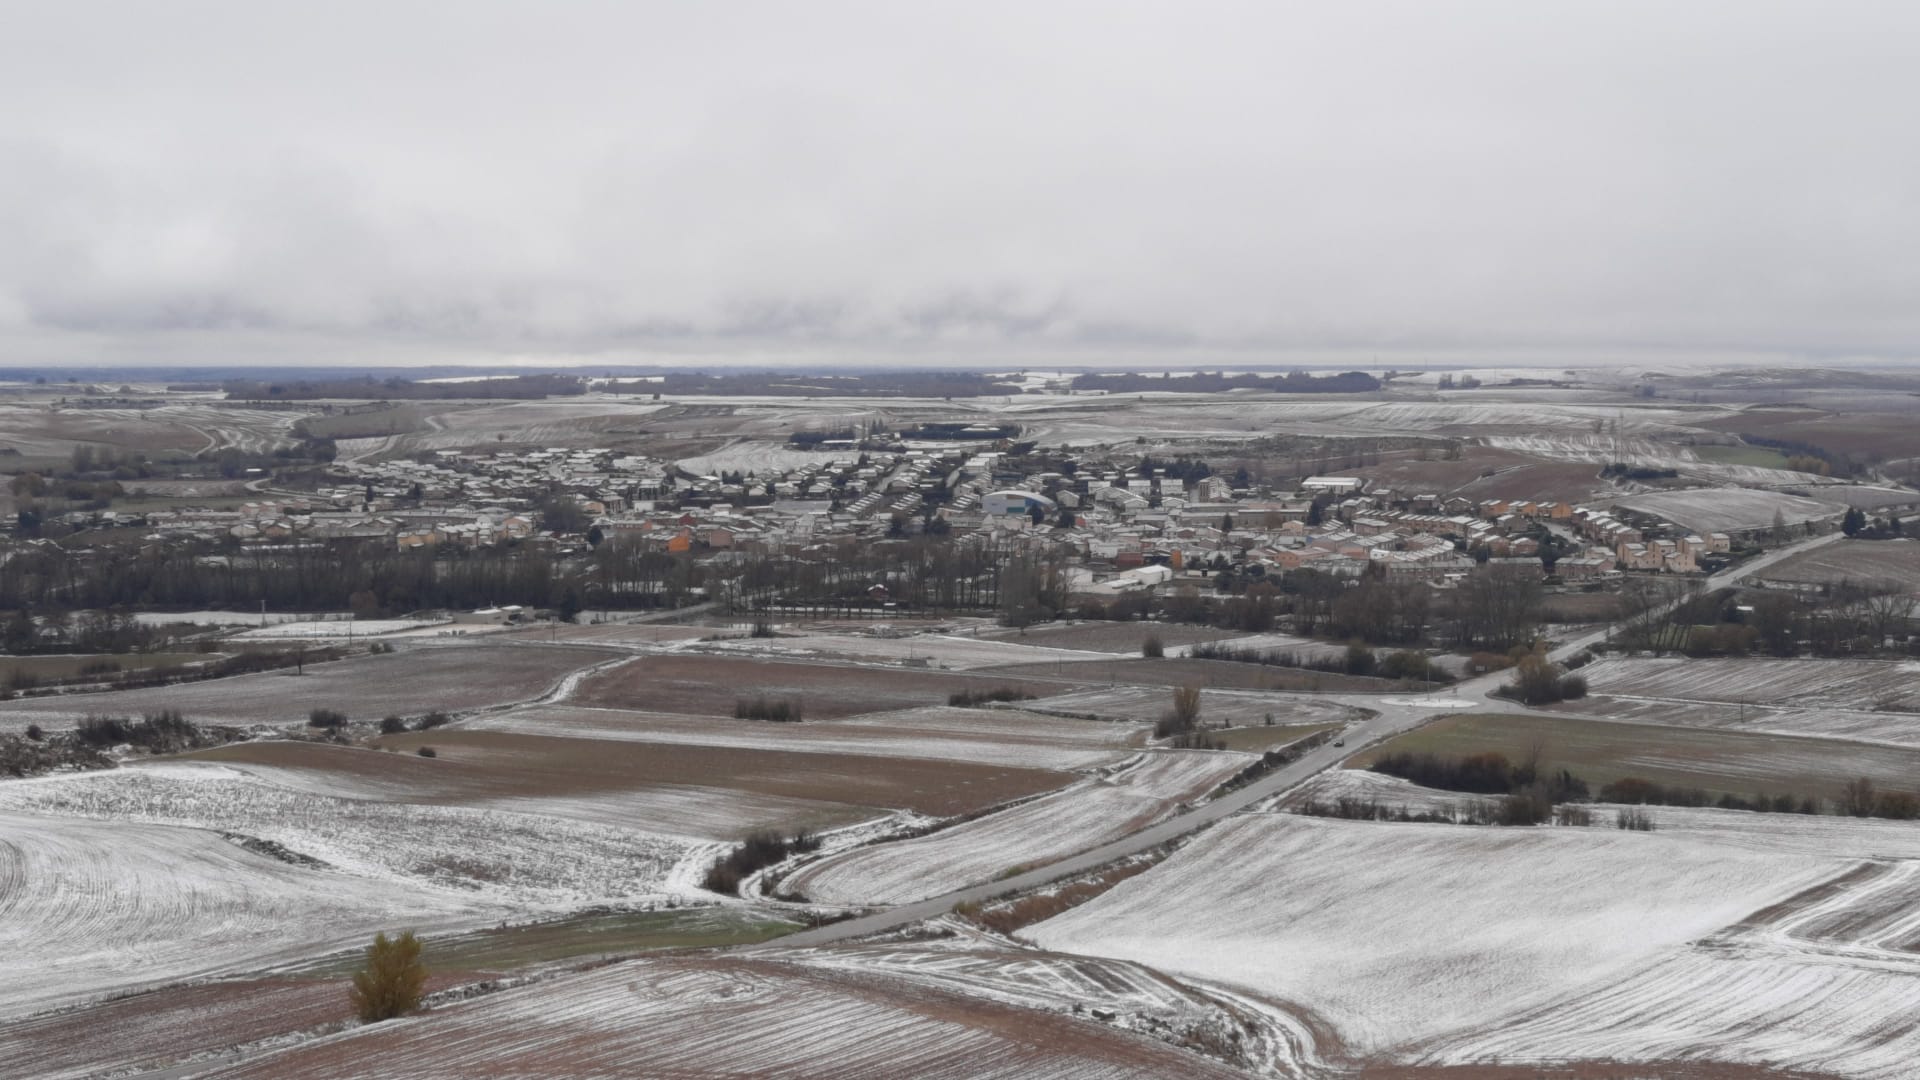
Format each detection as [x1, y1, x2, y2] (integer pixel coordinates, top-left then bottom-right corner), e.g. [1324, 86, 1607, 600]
[1142, 634, 1165, 658]
[349, 930, 427, 1023]
[1172, 684, 1201, 727]
[1842, 777, 1878, 818]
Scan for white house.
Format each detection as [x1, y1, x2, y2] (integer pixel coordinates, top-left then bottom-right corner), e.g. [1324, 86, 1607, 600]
[981, 490, 1058, 518]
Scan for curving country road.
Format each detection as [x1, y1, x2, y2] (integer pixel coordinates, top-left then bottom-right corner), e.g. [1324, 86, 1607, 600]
[763, 529, 1844, 949]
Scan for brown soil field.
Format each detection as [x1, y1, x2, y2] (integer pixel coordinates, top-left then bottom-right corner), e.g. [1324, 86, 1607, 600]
[203, 954, 1250, 1080]
[0, 973, 475, 1079]
[1700, 407, 1920, 461]
[1448, 461, 1610, 503]
[570, 654, 1086, 718]
[0, 643, 621, 731]
[493, 621, 713, 645]
[1352, 711, 1920, 803]
[187, 729, 1073, 822]
[983, 656, 1404, 694]
[1538, 591, 1625, 623]
[1349, 445, 1547, 493]
[1212, 722, 1342, 752]
[472, 703, 1144, 771]
[1752, 538, 1920, 588]
[1033, 686, 1362, 728]
[0, 651, 216, 682]
[982, 621, 1242, 653]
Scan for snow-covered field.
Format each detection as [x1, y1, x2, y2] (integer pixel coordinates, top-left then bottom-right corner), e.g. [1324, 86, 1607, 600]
[786, 751, 1250, 905]
[1755, 536, 1920, 588]
[783, 943, 1311, 1075]
[0, 810, 485, 1019]
[1430, 939, 1920, 1078]
[1027, 814, 1832, 1055]
[1168, 631, 1350, 663]
[130, 610, 343, 627]
[233, 618, 446, 639]
[675, 441, 830, 476]
[0, 643, 618, 731]
[1426, 853, 1920, 1078]
[0, 765, 700, 905]
[699, 629, 1110, 670]
[470, 704, 1144, 772]
[208, 952, 1249, 1079]
[1579, 656, 1920, 716]
[1613, 487, 1846, 533]
[1031, 685, 1358, 729]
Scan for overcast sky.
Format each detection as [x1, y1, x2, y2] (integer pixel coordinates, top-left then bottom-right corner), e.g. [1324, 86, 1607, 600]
[3, 1, 1918, 368]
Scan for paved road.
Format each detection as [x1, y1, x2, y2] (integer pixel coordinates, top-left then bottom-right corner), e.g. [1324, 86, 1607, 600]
[764, 530, 1845, 950]
[1547, 529, 1844, 662]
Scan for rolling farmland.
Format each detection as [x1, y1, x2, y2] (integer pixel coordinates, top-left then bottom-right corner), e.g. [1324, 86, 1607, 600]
[1027, 814, 1832, 1056]
[0, 810, 485, 1019]
[203, 953, 1252, 1080]
[785, 751, 1251, 905]
[0, 644, 623, 731]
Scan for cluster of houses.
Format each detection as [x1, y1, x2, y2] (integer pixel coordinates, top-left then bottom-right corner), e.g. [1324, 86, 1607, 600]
[1570, 508, 1730, 573]
[77, 439, 1732, 606]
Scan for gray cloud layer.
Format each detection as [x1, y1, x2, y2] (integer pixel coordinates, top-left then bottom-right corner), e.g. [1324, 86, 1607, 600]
[3, 1, 1918, 366]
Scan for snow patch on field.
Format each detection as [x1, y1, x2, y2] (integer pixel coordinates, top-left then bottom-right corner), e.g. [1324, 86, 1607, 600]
[1613, 487, 1845, 534]
[1027, 814, 1832, 1055]
[0, 765, 696, 905]
[234, 619, 446, 639]
[207, 953, 1251, 1079]
[0, 811, 483, 1019]
[786, 751, 1250, 905]
[1584, 656, 1920, 711]
[700, 630, 1108, 670]
[470, 704, 1142, 772]
[1427, 856, 1920, 1078]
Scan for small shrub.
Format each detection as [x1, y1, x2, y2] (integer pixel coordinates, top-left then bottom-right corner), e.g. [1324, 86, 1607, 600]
[415, 710, 453, 731]
[308, 708, 349, 729]
[1344, 642, 1376, 677]
[348, 930, 427, 1023]
[1616, 807, 1655, 831]
[379, 715, 408, 735]
[702, 830, 821, 894]
[1141, 634, 1165, 658]
[734, 696, 803, 722]
[1170, 730, 1226, 751]
[1554, 804, 1594, 826]
[1500, 790, 1554, 826]
[1876, 791, 1920, 820]
[1371, 750, 1515, 795]
[416, 746, 437, 758]
[24, 723, 43, 742]
[73, 710, 202, 752]
[948, 687, 1036, 707]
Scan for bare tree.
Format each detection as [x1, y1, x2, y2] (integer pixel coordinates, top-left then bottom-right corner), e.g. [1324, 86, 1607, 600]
[1842, 777, 1878, 818]
[1171, 684, 1202, 728]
